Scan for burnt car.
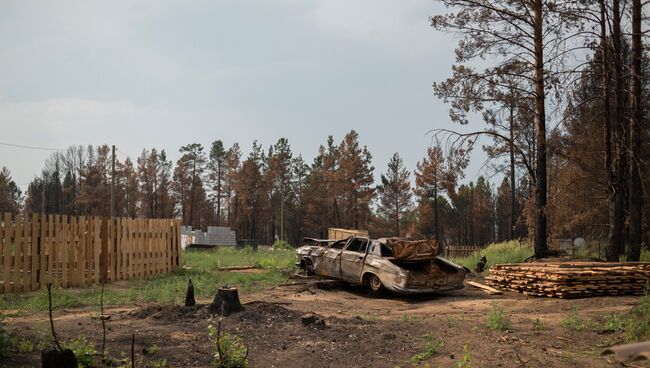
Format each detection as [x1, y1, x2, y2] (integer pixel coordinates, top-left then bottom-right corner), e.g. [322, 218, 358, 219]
[296, 236, 467, 294]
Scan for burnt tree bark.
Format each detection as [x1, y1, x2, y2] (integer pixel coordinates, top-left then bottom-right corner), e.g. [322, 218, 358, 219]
[185, 279, 196, 307]
[509, 99, 517, 241]
[628, 0, 643, 261]
[532, 0, 548, 259]
[608, 0, 627, 261]
[210, 287, 242, 316]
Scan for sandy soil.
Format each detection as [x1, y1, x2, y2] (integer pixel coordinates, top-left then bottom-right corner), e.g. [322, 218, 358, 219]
[2, 280, 645, 368]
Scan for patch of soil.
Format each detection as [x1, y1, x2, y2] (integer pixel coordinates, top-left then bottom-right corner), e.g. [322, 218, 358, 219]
[2, 284, 644, 367]
[130, 304, 211, 321]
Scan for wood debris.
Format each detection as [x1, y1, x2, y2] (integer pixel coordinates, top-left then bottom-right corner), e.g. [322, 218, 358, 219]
[484, 262, 650, 299]
[216, 265, 259, 271]
[465, 280, 502, 295]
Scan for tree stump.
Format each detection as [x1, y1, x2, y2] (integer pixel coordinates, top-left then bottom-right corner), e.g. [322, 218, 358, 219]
[210, 287, 242, 316]
[185, 279, 196, 307]
[41, 348, 77, 368]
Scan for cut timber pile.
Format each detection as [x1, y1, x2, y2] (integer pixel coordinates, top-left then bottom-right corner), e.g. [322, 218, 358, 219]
[484, 262, 650, 299]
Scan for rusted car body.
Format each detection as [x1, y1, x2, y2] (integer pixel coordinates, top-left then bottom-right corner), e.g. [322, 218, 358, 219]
[296, 236, 467, 294]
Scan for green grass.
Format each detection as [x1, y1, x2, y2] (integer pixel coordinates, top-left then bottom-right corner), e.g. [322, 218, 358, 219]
[410, 334, 444, 364]
[0, 247, 295, 314]
[448, 240, 532, 270]
[625, 290, 650, 341]
[561, 306, 594, 332]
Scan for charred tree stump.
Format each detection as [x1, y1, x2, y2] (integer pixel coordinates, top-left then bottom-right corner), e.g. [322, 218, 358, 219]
[185, 279, 196, 307]
[41, 349, 77, 368]
[210, 287, 242, 316]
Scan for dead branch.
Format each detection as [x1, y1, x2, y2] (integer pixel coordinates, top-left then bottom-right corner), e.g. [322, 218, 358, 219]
[131, 333, 135, 368]
[47, 283, 63, 351]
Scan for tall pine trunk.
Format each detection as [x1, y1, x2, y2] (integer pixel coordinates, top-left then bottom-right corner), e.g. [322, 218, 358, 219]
[509, 100, 516, 240]
[608, 0, 626, 261]
[628, 0, 643, 261]
[599, 0, 615, 261]
[532, 0, 548, 259]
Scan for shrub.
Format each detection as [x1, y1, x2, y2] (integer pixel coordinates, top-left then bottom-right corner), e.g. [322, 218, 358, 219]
[11, 336, 34, 353]
[272, 240, 292, 250]
[486, 301, 512, 331]
[65, 337, 97, 368]
[208, 319, 248, 368]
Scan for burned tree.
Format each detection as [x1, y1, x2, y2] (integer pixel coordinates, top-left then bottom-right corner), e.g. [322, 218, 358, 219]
[431, 0, 578, 258]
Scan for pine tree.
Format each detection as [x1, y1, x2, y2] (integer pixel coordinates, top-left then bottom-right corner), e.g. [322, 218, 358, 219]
[208, 140, 226, 226]
[377, 153, 412, 236]
[0, 167, 22, 214]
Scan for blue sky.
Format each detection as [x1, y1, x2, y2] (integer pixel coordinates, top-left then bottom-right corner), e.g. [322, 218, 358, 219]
[0, 0, 490, 189]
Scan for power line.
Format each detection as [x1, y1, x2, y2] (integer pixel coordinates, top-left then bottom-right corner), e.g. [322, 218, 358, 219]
[0, 141, 64, 152]
[116, 147, 135, 160]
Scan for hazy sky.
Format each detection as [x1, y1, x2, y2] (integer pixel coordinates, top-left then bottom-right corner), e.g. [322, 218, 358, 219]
[0, 0, 489, 190]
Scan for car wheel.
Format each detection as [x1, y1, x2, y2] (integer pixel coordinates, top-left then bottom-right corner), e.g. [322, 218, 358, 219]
[369, 274, 385, 294]
[302, 260, 315, 276]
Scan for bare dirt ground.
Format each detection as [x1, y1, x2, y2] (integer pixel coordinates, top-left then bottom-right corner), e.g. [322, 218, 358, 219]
[2, 281, 645, 368]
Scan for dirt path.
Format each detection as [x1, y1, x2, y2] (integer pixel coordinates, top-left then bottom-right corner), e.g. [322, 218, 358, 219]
[2, 283, 642, 367]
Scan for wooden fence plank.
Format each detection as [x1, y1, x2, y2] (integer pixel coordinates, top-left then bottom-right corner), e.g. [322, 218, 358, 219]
[79, 216, 86, 287]
[0, 216, 181, 293]
[30, 214, 39, 291]
[14, 214, 24, 292]
[3, 213, 13, 293]
[94, 217, 101, 285]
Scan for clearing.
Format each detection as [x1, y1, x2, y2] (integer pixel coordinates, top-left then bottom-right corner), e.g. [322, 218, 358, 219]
[2, 281, 646, 367]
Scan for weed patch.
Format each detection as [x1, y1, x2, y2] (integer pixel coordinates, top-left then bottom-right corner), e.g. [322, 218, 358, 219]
[454, 344, 472, 368]
[486, 301, 512, 331]
[410, 334, 443, 364]
[625, 292, 650, 341]
[449, 241, 532, 271]
[208, 319, 249, 368]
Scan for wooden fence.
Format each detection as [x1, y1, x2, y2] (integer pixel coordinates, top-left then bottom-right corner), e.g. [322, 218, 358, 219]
[444, 245, 482, 258]
[0, 213, 182, 293]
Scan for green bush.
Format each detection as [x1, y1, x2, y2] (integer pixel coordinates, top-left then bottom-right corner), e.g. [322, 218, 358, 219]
[208, 319, 248, 368]
[486, 301, 512, 331]
[272, 240, 292, 250]
[64, 337, 97, 368]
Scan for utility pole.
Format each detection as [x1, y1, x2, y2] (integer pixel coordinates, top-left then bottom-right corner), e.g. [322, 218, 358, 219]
[41, 175, 45, 215]
[111, 145, 116, 218]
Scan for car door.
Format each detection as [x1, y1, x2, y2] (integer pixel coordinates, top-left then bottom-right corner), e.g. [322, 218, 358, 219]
[317, 238, 349, 278]
[339, 237, 369, 282]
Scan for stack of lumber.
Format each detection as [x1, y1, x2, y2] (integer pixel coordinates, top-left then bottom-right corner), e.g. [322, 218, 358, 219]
[484, 262, 650, 298]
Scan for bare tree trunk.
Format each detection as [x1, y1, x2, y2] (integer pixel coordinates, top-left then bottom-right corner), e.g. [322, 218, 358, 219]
[434, 183, 440, 244]
[395, 200, 400, 236]
[216, 167, 222, 227]
[599, 0, 616, 260]
[509, 100, 516, 240]
[608, 0, 626, 261]
[628, 0, 643, 261]
[532, 0, 548, 259]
